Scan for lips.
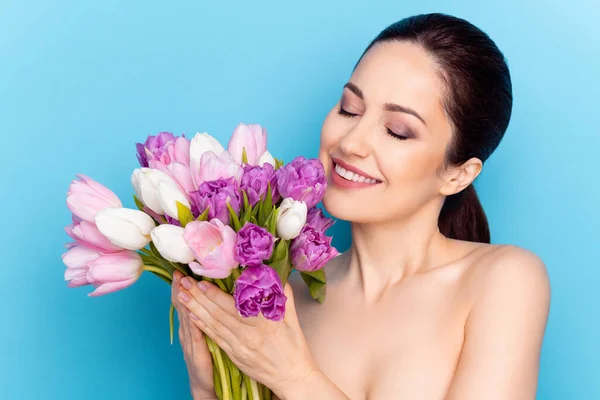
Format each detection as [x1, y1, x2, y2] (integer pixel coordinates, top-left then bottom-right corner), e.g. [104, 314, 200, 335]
[331, 157, 380, 182]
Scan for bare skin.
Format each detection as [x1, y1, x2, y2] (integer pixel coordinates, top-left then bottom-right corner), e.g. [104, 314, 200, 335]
[176, 39, 551, 400]
[273, 241, 550, 400]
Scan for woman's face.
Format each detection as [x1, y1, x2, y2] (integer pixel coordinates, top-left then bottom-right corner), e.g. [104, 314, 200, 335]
[319, 40, 457, 224]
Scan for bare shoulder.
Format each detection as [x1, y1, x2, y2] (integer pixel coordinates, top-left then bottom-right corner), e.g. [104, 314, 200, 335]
[465, 244, 551, 311]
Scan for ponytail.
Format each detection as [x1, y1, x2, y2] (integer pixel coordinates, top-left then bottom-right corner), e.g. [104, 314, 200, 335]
[438, 185, 490, 243]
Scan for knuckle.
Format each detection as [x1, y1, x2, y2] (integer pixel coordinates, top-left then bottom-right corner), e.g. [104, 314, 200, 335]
[209, 318, 224, 335]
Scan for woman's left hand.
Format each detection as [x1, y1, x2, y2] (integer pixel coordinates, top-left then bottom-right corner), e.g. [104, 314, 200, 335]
[174, 271, 318, 396]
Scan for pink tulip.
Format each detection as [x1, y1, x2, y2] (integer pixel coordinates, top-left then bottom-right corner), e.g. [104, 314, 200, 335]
[86, 250, 144, 297]
[192, 150, 241, 187]
[66, 174, 122, 222]
[148, 159, 195, 194]
[62, 244, 101, 288]
[183, 219, 239, 279]
[65, 220, 123, 253]
[228, 123, 268, 165]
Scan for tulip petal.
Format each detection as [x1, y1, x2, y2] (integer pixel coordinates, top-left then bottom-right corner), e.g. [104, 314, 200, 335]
[87, 277, 138, 297]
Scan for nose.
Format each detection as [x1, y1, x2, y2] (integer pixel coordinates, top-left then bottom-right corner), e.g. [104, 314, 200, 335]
[338, 122, 372, 159]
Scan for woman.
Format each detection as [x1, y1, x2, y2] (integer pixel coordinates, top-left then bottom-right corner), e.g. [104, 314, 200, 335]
[171, 13, 551, 400]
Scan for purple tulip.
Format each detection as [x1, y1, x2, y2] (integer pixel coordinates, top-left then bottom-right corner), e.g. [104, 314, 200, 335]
[275, 156, 326, 209]
[234, 223, 275, 267]
[233, 265, 287, 321]
[306, 207, 334, 232]
[189, 177, 240, 225]
[290, 225, 339, 272]
[239, 164, 280, 207]
[136, 132, 190, 168]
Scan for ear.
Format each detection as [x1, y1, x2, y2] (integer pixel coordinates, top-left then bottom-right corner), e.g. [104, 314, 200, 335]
[439, 157, 482, 196]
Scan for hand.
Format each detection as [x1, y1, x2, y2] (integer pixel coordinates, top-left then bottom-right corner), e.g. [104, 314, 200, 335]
[171, 270, 216, 400]
[175, 273, 318, 397]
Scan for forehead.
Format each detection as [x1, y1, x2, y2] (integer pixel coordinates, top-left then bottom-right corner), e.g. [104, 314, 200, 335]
[350, 41, 449, 131]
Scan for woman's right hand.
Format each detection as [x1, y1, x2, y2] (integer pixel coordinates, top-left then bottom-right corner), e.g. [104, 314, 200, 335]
[172, 270, 216, 400]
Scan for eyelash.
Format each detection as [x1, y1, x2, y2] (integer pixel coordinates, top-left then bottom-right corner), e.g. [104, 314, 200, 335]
[337, 106, 410, 141]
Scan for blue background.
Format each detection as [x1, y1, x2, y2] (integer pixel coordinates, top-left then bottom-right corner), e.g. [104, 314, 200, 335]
[1, 1, 598, 399]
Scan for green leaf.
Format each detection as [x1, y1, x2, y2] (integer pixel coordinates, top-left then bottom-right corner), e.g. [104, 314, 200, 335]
[266, 206, 278, 236]
[258, 184, 273, 226]
[241, 189, 250, 213]
[176, 201, 194, 227]
[133, 194, 145, 212]
[268, 240, 292, 283]
[148, 242, 162, 259]
[275, 158, 284, 170]
[227, 202, 242, 232]
[250, 215, 258, 225]
[196, 206, 210, 221]
[240, 206, 252, 227]
[264, 182, 273, 213]
[300, 270, 327, 303]
[242, 147, 249, 164]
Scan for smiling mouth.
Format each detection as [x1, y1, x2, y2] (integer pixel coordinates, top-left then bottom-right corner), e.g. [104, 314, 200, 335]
[332, 162, 381, 184]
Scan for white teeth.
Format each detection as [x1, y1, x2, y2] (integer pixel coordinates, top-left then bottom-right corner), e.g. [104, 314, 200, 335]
[334, 163, 377, 184]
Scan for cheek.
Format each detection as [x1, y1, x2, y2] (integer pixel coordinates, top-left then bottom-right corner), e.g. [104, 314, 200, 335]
[319, 108, 342, 171]
[380, 145, 445, 202]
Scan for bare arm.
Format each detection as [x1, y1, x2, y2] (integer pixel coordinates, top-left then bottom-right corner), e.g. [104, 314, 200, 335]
[445, 246, 551, 400]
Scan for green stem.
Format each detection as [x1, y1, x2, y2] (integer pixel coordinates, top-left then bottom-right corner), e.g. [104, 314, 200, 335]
[143, 265, 172, 281]
[243, 375, 253, 400]
[138, 247, 153, 256]
[168, 261, 188, 275]
[241, 382, 247, 400]
[213, 278, 229, 293]
[225, 355, 242, 400]
[207, 336, 232, 400]
[169, 303, 175, 345]
[214, 360, 223, 400]
[249, 378, 260, 400]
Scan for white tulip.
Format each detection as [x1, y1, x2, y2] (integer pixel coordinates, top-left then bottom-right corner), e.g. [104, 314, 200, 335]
[157, 180, 191, 220]
[131, 168, 182, 215]
[190, 132, 225, 166]
[150, 225, 195, 264]
[258, 150, 276, 167]
[276, 198, 308, 240]
[95, 207, 155, 250]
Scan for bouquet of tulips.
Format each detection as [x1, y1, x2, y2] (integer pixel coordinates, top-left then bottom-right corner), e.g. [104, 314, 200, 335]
[62, 123, 339, 400]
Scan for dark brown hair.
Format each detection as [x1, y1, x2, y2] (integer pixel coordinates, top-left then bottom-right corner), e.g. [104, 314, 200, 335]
[357, 13, 513, 243]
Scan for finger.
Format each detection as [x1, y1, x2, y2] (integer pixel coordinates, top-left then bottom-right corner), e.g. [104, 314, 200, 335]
[177, 287, 242, 348]
[188, 320, 213, 367]
[189, 310, 235, 357]
[182, 277, 260, 327]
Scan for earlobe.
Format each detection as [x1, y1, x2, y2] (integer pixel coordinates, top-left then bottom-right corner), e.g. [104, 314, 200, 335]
[438, 158, 482, 196]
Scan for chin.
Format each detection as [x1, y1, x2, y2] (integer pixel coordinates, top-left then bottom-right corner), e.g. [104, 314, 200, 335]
[322, 187, 372, 223]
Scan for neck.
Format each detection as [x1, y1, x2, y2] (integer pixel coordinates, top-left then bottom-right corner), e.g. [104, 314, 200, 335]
[341, 199, 452, 301]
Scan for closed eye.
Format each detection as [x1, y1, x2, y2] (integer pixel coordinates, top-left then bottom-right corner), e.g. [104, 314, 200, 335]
[338, 106, 358, 118]
[339, 106, 410, 141]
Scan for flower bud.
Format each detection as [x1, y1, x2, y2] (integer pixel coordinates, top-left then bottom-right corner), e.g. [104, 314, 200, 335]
[276, 198, 307, 240]
[95, 207, 155, 250]
[258, 150, 276, 167]
[131, 168, 187, 216]
[150, 224, 195, 264]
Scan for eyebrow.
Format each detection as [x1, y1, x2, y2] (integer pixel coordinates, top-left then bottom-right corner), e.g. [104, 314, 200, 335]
[343, 82, 427, 127]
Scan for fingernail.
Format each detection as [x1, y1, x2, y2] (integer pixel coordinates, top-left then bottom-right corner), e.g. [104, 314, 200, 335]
[178, 292, 191, 302]
[181, 277, 192, 290]
[189, 312, 199, 321]
[198, 281, 208, 293]
[172, 273, 179, 284]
